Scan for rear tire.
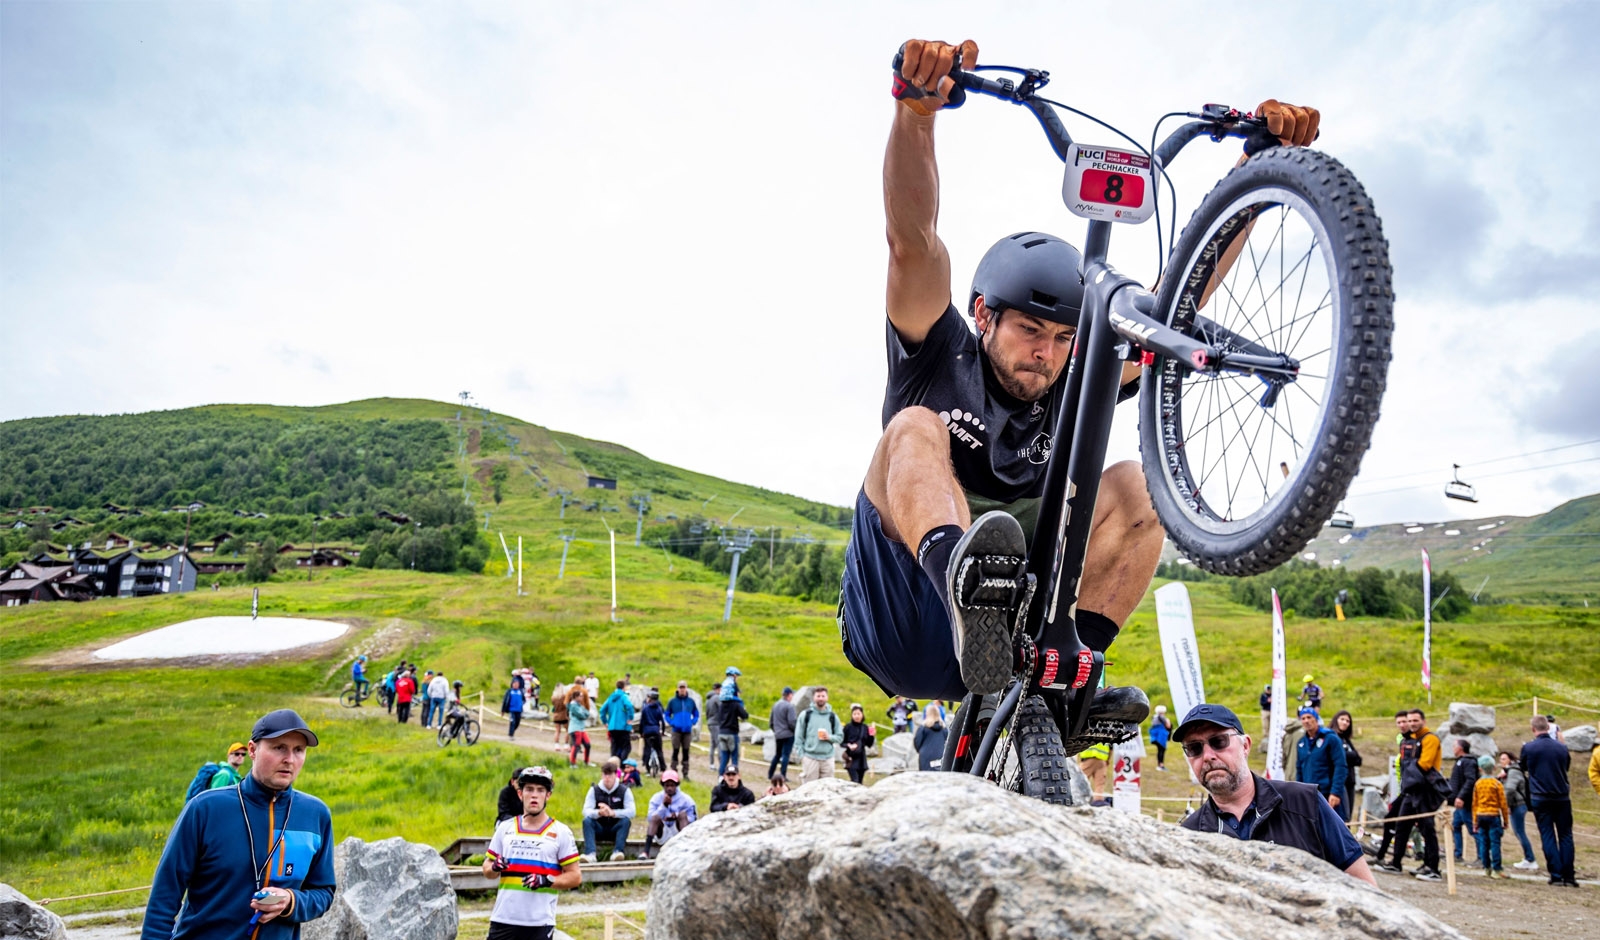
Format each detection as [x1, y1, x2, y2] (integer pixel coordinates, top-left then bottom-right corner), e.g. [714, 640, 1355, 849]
[436, 725, 452, 747]
[339, 689, 359, 708]
[1014, 695, 1075, 805]
[1141, 147, 1392, 576]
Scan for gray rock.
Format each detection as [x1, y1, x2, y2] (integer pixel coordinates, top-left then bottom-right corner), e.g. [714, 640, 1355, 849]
[301, 837, 456, 940]
[1444, 702, 1496, 736]
[646, 774, 1465, 940]
[874, 732, 915, 774]
[1436, 732, 1497, 763]
[1564, 724, 1597, 752]
[0, 884, 65, 940]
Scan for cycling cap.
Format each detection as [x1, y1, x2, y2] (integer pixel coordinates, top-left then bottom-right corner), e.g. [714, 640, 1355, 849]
[517, 766, 555, 791]
[970, 232, 1085, 327]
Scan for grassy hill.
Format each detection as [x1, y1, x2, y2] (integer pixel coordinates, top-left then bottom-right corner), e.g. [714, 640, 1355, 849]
[1291, 493, 1600, 604]
[2, 398, 1597, 916]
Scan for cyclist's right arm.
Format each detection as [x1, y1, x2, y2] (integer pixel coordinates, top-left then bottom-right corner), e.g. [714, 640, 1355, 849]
[884, 39, 976, 345]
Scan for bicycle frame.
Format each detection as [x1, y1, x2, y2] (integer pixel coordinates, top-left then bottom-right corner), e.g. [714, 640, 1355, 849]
[950, 66, 1304, 770]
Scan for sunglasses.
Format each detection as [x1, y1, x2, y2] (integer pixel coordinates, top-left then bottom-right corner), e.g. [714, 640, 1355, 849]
[1181, 732, 1240, 758]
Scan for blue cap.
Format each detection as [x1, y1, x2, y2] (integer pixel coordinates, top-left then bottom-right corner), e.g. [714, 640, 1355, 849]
[251, 708, 319, 747]
[1173, 704, 1244, 741]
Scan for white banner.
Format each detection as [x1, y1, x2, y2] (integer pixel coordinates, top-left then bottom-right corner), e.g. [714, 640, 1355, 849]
[1421, 549, 1432, 693]
[1155, 582, 1206, 722]
[1112, 735, 1143, 816]
[1266, 588, 1288, 780]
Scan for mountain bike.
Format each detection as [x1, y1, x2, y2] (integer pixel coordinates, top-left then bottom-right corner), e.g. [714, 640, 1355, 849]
[906, 54, 1393, 803]
[437, 703, 482, 747]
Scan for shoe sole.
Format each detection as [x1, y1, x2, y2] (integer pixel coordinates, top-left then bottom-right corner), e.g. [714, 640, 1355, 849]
[946, 512, 1027, 695]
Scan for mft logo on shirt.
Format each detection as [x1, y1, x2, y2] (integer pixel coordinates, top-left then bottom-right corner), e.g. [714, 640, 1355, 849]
[940, 409, 985, 450]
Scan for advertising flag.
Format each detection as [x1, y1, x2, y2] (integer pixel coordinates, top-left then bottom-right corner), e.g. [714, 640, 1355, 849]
[1154, 582, 1206, 721]
[1422, 548, 1432, 699]
[251, 587, 259, 621]
[1265, 588, 1288, 780]
[1112, 735, 1143, 816]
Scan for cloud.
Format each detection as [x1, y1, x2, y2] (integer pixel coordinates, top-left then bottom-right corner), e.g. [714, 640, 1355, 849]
[1520, 329, 1600, 437]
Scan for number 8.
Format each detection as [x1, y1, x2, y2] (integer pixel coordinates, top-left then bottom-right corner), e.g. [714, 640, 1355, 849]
[1103, 174, 1124, 203]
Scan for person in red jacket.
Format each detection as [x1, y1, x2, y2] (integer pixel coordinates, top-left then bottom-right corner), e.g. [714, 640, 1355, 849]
[395, 668, 417, 724]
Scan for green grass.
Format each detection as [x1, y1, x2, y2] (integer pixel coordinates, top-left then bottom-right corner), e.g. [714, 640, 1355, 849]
[4, 397, 1596, 914]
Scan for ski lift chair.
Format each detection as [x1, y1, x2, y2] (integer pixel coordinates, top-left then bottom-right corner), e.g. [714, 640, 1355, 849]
[1444, 463, 1478, 503]
[1329, 504, 1354, 529]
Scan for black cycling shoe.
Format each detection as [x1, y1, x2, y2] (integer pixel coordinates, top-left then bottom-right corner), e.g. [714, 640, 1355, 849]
[1084, 685, 1151, 725]
[946, 511, 1029, 696]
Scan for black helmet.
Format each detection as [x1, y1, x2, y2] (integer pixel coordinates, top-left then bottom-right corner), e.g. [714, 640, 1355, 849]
[453, 680, 463, 688]
[969, 232, 1084, 327]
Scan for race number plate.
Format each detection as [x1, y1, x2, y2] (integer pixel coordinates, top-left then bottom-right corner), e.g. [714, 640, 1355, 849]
[1062, 142, 1154, 224]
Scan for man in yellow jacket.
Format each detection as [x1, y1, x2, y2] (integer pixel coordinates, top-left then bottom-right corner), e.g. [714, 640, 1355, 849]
[1589, 747, 1600, 798]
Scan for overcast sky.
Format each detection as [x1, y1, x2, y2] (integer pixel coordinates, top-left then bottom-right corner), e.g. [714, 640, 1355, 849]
[4, 1, 1597, 525]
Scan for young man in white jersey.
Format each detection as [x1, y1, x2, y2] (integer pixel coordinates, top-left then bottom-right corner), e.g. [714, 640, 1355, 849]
[482, 767, 583, 940]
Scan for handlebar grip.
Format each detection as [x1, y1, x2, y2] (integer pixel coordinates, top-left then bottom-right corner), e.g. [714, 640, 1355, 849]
[1242, 127, 1281, 156]
[891, 47, 967, 110]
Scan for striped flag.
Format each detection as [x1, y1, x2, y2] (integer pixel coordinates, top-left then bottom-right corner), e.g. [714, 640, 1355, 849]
[1421, 549, 1432, 693]
[1265, 588, 1288, 780]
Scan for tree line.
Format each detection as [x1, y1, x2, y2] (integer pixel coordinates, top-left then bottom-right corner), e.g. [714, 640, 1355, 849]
[1224, 559, 1474, 620]
[0, 411, 453, 516]
[650, 517, 846, 603]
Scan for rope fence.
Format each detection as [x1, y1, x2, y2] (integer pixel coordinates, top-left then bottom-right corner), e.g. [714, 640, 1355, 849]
[39, 885, 151, 906]
[603, 909, 648, 938]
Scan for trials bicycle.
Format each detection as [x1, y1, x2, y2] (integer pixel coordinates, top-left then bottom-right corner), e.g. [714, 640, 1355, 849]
[437, 702, 482, 747]
[903, 55, 1394, 802]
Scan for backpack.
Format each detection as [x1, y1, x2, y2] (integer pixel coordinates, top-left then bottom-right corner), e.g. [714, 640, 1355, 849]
[186, 762, 223, 802]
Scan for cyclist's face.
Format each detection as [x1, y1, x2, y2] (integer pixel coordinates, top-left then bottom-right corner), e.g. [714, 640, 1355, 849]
[977, 304, 1073, 402]
[520, 783, 550, 816]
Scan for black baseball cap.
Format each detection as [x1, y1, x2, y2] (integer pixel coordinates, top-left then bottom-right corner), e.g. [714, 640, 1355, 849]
[1173, 704, 1244, 741]
[251, 709, 320, 747]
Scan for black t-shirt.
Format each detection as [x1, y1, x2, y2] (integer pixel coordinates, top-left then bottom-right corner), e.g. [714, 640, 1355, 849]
[884, 306, 1067, 504]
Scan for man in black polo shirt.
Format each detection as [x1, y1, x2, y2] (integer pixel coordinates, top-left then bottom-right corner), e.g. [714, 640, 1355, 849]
[1177, 704, 1375, 885]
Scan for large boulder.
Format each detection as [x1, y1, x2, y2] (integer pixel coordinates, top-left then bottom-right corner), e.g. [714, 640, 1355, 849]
[1444, 702, 1496, 736]
[646, 774, 1465, 940]
[1565, 724, 1597, 752]
[871, 732, 916, 775]
[1436, 732, 1497, 763]
[0, 884, 65, 940]
[302, 837, 456, 940]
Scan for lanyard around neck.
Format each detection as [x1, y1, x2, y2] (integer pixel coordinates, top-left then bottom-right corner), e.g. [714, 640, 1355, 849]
[236, 783, 293, 891]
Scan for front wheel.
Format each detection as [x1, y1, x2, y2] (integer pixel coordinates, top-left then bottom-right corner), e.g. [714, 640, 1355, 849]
[464, 719, 482, 745]
[1141, 147, 1392, 576]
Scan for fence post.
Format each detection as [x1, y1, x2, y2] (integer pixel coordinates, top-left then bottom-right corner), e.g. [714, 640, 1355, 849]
[604, 910, 615, 940]
[1444, 814, 1457, 895]
[479, 690, 486, 726]
[1532, 696, 1538, 718]
[1157, 808, 1164, 825]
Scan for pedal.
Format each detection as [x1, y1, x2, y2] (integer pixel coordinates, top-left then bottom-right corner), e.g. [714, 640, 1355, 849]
[1060, 719, 1139, 758]
[954, 553, 1027, 608]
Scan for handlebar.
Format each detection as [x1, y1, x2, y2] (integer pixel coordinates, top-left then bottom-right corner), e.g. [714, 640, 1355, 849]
[892, 49, 1283, 166]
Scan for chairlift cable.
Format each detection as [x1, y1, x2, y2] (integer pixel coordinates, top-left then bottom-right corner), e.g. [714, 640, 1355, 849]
[1346, 438, 1600, 488]
[1347, 455, 1600, 499]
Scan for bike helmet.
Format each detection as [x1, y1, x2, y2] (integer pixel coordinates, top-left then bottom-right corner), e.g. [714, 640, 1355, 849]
[453, 680, 463, 688]
[725, 666, 741, 676]
[1302, 674, 1314, 683]
[969, 232, 1085, 327]
[517, 766, 555, 791]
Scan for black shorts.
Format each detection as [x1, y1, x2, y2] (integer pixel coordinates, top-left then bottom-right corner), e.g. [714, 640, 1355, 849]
[486, 922, 554, 940]
[839, 490, 966, 701]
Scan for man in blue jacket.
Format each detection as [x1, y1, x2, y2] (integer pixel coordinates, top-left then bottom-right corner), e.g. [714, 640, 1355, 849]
[142, 709, 336, 940]
[638, 690, 668, 776]
[1521, 715, 1576, 886]
[600, 680, 637, 763]
[664, 682, 700, 780]
[1294, 707, 1348, 820]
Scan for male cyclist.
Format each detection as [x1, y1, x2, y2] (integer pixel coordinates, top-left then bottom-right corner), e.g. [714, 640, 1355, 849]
[840, 38, 1319, 723]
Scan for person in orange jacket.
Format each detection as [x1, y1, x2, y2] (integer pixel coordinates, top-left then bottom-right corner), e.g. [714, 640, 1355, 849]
[1469, 754, 1510, 878]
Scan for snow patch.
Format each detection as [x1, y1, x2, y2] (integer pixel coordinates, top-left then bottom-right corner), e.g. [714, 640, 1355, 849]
[93, 617, 348, 660]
